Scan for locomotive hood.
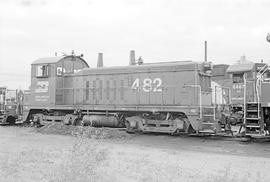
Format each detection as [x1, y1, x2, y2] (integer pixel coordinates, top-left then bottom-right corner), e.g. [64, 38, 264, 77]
[75, 60, 205, 76]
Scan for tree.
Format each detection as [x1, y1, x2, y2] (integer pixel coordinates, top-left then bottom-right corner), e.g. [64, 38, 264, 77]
[267, 33, 270, 43]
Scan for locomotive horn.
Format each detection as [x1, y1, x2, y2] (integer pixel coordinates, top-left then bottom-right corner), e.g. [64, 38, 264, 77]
[97, 53, 103, 67]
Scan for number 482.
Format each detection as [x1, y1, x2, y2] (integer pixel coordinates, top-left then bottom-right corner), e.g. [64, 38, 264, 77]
[131, 78, 162, 92]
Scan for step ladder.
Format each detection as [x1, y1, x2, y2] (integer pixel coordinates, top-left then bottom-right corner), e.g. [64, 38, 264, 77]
[243, 66, 266, 136]
[200, 106, 216, 133]
[244, 102, 264, 135]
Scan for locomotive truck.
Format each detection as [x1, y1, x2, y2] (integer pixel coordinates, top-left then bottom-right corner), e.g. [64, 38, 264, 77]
[24, 51, 229, 135]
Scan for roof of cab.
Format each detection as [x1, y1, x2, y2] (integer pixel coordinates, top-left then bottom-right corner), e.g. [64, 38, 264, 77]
[226, 56, 256, 73]
[32, 55, 89, 67]
[76, 60, 200, 75]
[226, 62, 254, 73]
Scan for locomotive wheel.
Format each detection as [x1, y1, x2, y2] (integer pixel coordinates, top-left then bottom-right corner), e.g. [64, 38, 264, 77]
[125, 121, 135, 134]
[33, 113, 44, 125]
[73, 118, 82, 126]
[63, 114, 78, 125]
[63, 114, 74, 125]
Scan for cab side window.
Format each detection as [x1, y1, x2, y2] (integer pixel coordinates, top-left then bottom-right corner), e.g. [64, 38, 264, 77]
[36, 65, 49, 77]
[264, 71, 270, 79]
[56, 67, 65, 76]
[232, 73, 244, 83]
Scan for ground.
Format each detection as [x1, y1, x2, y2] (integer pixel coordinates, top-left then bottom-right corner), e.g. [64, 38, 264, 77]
[0, 125, 270, 182]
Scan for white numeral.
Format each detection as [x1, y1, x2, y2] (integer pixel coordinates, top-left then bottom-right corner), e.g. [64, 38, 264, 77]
[131, 78, 139, 90]
[143, 78, 152, 92]
[153, 78, 162, 92]
[131, 78, 162, 92]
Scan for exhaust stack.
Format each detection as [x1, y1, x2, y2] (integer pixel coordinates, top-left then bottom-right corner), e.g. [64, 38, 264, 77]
[204, 41, 207, 62]
[129, 50, 136, 65]
[97, 53, 103, 67]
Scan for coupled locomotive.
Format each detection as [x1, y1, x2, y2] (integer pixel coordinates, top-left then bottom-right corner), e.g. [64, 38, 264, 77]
[212, 56, 270, 136]
[24, 51, 229, 135]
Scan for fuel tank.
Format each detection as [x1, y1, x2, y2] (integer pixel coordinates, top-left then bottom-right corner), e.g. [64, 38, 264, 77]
[82, 115, 121, 127]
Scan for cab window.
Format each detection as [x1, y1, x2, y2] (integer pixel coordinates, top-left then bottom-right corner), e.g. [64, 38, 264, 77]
[263, 70, 270, 79]
[64, 60, 74, 74]
[56, 67, 66, 76]
[56, 59, 86, 76]
[233, 73, 244, 83]
[36, 65, 49, 77]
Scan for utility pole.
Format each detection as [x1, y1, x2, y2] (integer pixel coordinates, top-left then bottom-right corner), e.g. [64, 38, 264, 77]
[204, 41, 207, 62]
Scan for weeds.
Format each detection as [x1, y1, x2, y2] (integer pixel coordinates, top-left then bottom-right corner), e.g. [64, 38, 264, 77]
[37, 123, 131, 140]
[46, 137, 108, 182]
[0, 156, 21, 182]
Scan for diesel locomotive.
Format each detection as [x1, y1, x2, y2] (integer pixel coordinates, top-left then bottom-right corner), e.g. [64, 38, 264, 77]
[212, 56, 270, 136]
[23, 51, 230, 135]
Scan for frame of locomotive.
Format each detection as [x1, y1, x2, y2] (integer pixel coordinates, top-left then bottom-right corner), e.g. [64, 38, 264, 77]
[24, 54, 228, 135]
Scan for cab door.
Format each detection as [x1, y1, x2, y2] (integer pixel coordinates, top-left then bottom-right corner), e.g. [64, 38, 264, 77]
[31, 64, 55, 106]
[231, 73, 245, 105]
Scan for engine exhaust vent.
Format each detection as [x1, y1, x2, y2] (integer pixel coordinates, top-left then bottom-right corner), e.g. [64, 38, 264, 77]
[97, 53, 103, 67]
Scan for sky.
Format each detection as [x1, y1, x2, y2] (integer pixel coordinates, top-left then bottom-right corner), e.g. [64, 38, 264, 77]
[0, 0, 270, 89]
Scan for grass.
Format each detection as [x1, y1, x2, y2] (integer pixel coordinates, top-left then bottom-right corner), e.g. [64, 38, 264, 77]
[0, 125, 266, 182]
[0, 135, 108, 182]
[37, 123, 132, 140]
[0, 155, 22, 182]
[46, 137, 108, 182]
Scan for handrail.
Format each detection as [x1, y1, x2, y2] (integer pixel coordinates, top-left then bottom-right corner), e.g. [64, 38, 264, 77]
[243, 76, 247, 125]
[255, 79, 260, 119]
[255, 64, 269, 119]
[258, 64, 268, 76]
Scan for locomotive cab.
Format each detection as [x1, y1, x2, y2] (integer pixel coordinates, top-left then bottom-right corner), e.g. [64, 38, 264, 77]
[227, 60, 266, 107]
[29, 55, 89, 110]
[226, 58, 268, 135]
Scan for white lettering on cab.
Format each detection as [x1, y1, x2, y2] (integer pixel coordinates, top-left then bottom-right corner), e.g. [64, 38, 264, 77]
[35, 81, 49, 93]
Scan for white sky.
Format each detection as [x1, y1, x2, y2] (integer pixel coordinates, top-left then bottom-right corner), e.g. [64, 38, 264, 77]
[0, 0, 270, 89]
